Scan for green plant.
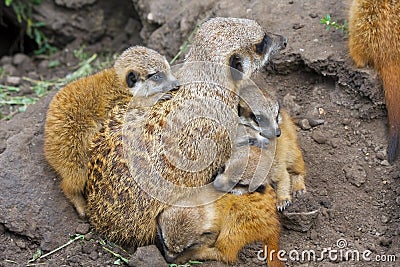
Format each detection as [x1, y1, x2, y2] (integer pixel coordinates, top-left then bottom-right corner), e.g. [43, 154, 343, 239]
[0, 53, 98, 120]
[320, 14, 348, 33]
[4, 0, 57, 55]
[170, 24, 199, 65]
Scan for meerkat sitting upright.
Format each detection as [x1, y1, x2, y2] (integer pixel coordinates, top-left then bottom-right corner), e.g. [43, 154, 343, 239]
[213, 88, 306, 210]
[348, 0, 400, 163]
[157, 185, 283, 267]
[44, 46, 179, 217]
[85, 18, 287, 247]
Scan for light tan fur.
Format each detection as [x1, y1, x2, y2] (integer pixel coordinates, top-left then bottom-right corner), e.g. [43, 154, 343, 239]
[85, 18, 287, 247]
[44, 46, 178, 217]
[348, 0, 400, 163]
[214, 88, 306, 210]
[157, 186, 283, 267]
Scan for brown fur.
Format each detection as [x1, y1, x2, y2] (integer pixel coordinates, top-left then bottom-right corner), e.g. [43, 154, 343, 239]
[157, 186, 283, 267]
[85, 18, 287, 247]
[44, 46, 178, 217]
[348, 0, 400, 162]
[214, 88, 306, 210]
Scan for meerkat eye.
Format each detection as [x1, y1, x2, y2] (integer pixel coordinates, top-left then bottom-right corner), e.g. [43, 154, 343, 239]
[126, 71, 138, 88]
[148, 72, 166, 82]
[250, 113, 259, 126]
[229, 54, 243, 81]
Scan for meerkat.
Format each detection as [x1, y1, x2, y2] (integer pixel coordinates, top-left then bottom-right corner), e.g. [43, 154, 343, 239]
[348, 0, 400, 163]
[157, 185, 283, 267]
[85, 17, 287, 247]
[213, 88, 306, 210]
[44, 46, 179, 217]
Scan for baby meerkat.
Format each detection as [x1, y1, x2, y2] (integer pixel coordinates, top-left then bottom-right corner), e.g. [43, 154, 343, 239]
[348, 0, 400, 163]
[157, 186, 283, 267]
[214, 88, 306, 210]
[44, 46, 179, 217]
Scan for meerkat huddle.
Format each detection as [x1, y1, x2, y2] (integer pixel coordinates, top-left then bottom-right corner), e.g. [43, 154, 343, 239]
[44, 17, 305, 266]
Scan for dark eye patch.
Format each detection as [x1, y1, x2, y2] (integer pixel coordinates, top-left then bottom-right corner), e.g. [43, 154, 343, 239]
[229, 54, 243, 80]
[126, 71, 138, 88]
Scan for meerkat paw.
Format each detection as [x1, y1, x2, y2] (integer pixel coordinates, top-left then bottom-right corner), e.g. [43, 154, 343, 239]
[276, 197, 291, 211]
[157, 92, 172, 102]
[291, 174, 306, 197]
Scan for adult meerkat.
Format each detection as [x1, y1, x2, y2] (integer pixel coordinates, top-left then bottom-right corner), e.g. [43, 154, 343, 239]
[348, 0, 400, 163]
[86, 17, 287, 247]
[157, 186, 282, 267]
[44, 46, 179, 217]
[213, 88, 306, 210]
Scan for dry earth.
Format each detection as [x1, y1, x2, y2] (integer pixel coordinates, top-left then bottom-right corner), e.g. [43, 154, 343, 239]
[0, 0, 399, 266]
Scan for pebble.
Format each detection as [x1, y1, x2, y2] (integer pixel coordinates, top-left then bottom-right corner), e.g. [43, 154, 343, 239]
[298, 119, 311, 130]
[6, 76, 21, 86]
[128, 245, 167, 267]
[75, 223, 90, 235]
[15, 240, 26, 249]
[342, 118, 350, 125]
[12, 53, 30, 66]
[309, 13, 318, 18]
[343, 164, 366, 187]
[293, 23, 304, 30]
[2, 64, 18, 75]
[381, 215, 390, 223]
[396, 196, 400, 205]
[312, 130, 327, 144]
[280, 209, 319, 232]
[376, 151, 386, 160]
[0, 55, 12, 64]
[378, 236, 392, 247]
[380, 160, 390, 166]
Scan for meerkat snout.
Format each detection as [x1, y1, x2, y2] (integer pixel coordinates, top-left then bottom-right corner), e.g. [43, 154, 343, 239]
[257, 33, 287, 65]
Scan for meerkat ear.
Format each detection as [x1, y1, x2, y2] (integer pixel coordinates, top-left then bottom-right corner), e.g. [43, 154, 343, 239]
[229, 54, 243, 81]
[126, 71, 138, 88]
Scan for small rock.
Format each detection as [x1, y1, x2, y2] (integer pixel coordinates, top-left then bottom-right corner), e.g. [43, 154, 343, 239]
[376, 151, 386, 160]
[342, 118, 350, 125]
[319, 198, 332, 209]
[0, 223, 5, 234]
[381, 215, 390, 223]
[298, 119, 311, 130]
[2, 64, 18, 76]
[293, 23, 304, 30]
[12, 53, 30, 66]
[6, 76, 21, 86]
[0, 56, 12, 64]
[312, 130, 327, 144]
[378, 236, 392, 247]
[75, 223, 90, 235]
[380, 160, 390, 166]
[89, 251, 98, 260]
[309, 13, 318, 18]
[328, 138, 339, 148]
[281, 209, 319, 232]
[396, 196, 400, 205]
[343, 164, 367, 187]
[129, 245, 167, 267]
[309, 229, 318, 240]
[54, 0, 97, 9]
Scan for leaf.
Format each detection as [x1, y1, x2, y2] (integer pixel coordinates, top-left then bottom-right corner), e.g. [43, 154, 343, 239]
[5, 0, 13, 6]
[113, 259, 122, 265]
[27, 248, 42, 263]
[48, 60, 61, 68]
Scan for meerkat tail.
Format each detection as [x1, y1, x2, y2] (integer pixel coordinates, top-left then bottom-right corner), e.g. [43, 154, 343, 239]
[380, 64, 400, 163]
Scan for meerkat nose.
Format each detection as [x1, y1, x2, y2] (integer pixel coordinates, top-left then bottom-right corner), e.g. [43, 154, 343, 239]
[171, 79, 180, 90]
[275, 127, 281, 137]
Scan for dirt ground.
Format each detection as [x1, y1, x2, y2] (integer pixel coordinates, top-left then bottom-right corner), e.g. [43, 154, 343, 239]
[1, 0, 399, 266]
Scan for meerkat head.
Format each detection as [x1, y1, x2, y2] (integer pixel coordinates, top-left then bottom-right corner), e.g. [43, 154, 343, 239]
[186, 17, 287, 81]
[156, 204, 219, 264]
[114, 46, 180, 97]
[238, 87, 281, 140]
